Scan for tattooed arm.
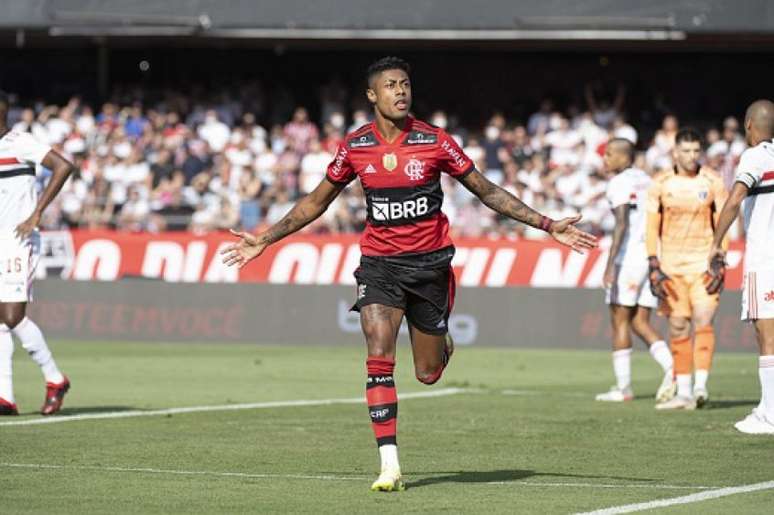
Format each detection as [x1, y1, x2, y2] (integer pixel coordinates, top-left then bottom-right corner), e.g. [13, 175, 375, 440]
[221, 178, 344, 268]
[459, 170, 598, 252]
[459, 170, 549, 229]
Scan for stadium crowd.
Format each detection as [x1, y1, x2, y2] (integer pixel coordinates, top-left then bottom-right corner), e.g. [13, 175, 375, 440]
[4, 86, 747, 240]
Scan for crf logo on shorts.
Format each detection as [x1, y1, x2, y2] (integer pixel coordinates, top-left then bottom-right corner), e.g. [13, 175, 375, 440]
[372, 197, 429, 221]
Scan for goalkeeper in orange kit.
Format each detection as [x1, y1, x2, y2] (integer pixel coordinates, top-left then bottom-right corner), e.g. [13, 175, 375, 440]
[646, 128, 728, 410]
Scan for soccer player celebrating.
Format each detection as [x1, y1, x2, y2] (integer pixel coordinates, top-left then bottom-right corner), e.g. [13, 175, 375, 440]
[709, 99, 774, 434]
[222, 57, 597, 491]
[646, 129, 728, 410]
[0, 91, 75, 416]
[597, 139, 675, 403]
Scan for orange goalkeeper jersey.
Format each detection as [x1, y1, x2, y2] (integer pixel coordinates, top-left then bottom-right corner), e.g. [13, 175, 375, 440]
[646, 167, 728, 275]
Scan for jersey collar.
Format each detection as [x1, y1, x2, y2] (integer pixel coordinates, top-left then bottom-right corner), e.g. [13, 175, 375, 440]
[371, 116, 414, 146]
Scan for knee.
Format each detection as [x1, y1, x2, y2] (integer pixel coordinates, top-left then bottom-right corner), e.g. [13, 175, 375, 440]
[669, 319, 690, 339]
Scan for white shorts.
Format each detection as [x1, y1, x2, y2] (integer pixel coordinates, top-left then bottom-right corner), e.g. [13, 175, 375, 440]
[741, 270, 774, 321]
[605, 261, 658, 309]
[0, 231, 40, 303]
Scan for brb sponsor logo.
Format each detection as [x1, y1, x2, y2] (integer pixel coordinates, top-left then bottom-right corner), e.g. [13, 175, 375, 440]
[765, 290, 774, 302]
[372, 196, 428, 221]
[338, 300, 478, 345]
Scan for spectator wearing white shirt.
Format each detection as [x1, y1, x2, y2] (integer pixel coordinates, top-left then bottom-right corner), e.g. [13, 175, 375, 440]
[198, 110, 231, 152]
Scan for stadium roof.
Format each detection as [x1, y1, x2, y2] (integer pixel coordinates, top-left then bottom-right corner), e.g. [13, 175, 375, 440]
[1, 0, 773, 49]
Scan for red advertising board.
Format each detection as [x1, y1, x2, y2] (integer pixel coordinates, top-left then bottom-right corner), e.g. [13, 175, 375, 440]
[40, 230, 746, 289]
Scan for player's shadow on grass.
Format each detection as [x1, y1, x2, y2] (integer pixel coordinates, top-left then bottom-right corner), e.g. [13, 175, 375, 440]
[409, 470, 656, 488]
[702, 399, 759, 410]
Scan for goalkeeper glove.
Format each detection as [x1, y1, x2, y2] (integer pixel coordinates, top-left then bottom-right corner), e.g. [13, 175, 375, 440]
[703, 253, 726, 295]
[648, 256, 677, 300]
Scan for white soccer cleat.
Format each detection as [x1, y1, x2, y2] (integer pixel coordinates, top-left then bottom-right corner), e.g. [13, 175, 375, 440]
[693, 387, 709, 409]
[370, 468, 405, 492]
[655, 395, 696, 410]
[656, 372, 677, 403]
[734, 409, 774, 435]
[595, 386, 633, 402]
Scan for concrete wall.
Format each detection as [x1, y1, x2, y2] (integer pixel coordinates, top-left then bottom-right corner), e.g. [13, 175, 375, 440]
[28, 279, 758, 351]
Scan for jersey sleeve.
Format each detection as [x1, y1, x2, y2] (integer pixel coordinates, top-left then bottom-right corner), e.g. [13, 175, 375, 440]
[325, 143, 356, 185]
[605, 176, 630, 208]
[14, 131, 52, 166]
[645, 177, 663, 214]
[437, 130, 475, 179]
[735, 149, 762, 189]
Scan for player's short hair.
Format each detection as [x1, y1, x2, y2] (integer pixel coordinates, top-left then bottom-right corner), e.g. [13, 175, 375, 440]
[608, 137, 635, 163]
[366, 57, 411, 87]
[675, 128, 702, 146]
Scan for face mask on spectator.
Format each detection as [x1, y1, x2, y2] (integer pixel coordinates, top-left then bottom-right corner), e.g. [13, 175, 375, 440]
[485, 126, 500, 141]
[432, 116, 448, 129]
[330, 112, 345, 130]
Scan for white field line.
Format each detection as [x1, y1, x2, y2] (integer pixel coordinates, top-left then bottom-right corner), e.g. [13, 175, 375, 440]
[0, 462, 723, 491]
[576, 480, 774, 514]
[0, 387, 466, 427]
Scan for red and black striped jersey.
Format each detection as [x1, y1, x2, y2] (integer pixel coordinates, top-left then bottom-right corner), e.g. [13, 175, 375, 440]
[325, 117, 474, 256]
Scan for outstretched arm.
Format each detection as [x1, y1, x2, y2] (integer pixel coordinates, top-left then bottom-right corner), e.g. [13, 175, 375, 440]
[458, 170, 597, 252]
[14, 150, 75, 239]
[222, 178, 344, 268]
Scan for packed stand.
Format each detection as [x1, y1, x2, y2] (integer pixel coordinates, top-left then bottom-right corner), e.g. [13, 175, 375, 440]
[4, 85, 747, 240]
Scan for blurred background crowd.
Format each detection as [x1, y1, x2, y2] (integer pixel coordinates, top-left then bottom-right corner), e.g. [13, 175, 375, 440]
[4, 80, 747, 240]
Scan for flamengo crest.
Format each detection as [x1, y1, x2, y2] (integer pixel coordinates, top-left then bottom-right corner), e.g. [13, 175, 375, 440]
[404, 159, 424, 181]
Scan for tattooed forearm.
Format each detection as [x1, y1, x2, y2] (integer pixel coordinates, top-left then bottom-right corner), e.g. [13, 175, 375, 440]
[260, 198, 322, 245]
[460, 171, 545, 228]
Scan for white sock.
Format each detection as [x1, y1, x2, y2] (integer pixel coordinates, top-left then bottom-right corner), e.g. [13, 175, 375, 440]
[11, 317, 64, 384]
[612, 348, 632, 390]
[0, 325, 14, 404]
[676, 374, 692, 398]
[649, 340, 673, 373]
[379, 444, 400, 471]
[760, 355, 774, 421]
[694, 369, 709, 391]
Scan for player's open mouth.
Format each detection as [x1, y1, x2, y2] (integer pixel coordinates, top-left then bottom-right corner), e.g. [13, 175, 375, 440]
[395, 100, 408, 109]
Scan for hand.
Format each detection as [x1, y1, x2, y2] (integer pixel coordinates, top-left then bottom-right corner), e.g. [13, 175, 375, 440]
[648, 256, 677, 301]
[603, 265, 616, 289]
[549, 215, 599, 253]
[703, 251, 726, 295]
[14, 212, 41, 240]
[220, 229, 268, 269]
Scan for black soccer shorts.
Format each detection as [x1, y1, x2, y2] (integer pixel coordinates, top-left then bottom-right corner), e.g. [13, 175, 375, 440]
[352, 247, 456, 335]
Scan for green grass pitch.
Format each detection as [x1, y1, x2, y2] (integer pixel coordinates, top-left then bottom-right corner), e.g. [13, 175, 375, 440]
[2, 340, 773, 514]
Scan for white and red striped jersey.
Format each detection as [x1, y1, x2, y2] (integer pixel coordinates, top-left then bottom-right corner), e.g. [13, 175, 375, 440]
[735, 139, 774, 273]
[0, 130, 51, 231]
[605, 167, 651, 266]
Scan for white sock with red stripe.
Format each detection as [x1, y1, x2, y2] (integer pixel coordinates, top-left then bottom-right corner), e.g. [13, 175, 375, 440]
[760, 355, 774, 422]
[612, 348, 632, 390]
[0, 325, 14, 404]
[649, 340, 673, 373]
[11, 317, 64, 384]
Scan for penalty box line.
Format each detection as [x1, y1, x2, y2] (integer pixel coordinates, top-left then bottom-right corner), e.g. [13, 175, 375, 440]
[0, 463, 724, 491]
[0, 387, 467, 427]
[576, 480, 774, 514]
